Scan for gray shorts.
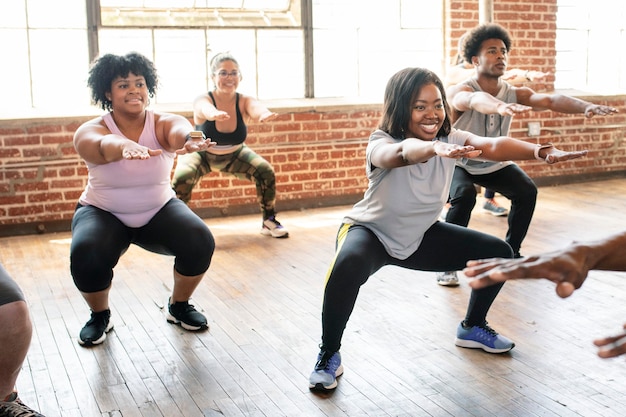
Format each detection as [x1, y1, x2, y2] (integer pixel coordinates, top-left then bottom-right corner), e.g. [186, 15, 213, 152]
[0, 263, 25, 306]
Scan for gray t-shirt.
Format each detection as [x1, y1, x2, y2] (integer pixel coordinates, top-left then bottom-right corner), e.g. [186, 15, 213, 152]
[454, 78, 516, 175]
[343, 129, 469, 259]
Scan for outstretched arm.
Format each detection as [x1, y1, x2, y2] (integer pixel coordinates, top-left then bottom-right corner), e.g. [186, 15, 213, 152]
[370, 138, 481, 169]
[243, 95, 278, 123]
[157, 112, 215, 155]
[464, 231, 626, 295]
[502, 69, 549, 85]
[73, 119, 163, 165]
[516, 88, 618, 117]
[463, 231, 626, 359]
[464, 132, 587, 164]
[447, 84, 532, 117]
[193, 94, 230, 124]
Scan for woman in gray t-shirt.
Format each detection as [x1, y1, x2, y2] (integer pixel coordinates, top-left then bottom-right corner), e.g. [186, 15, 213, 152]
[309, 67, 588, 392]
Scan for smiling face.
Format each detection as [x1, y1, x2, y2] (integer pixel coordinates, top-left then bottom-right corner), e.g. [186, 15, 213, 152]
[406, 83, 446, 140]
[211, 59, 241, 93]
[472, 38, 508, 78]
[105, 72, 148, 113]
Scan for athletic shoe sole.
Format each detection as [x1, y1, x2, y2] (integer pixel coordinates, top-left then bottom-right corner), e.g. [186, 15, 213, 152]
[166, 313, 208, 331]
[454, 338, 515, 353]
[78, 321, 114, 346]
[309, 365, 344, 391]
[482, 208, 508, 217]
[260, 227, 289, 238]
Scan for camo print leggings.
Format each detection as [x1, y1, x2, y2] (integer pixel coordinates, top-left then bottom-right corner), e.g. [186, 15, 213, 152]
[171, 145, 277, 219]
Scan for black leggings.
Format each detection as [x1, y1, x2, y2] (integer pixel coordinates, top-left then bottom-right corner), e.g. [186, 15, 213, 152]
[70, 199, 215, 293]
[320, 222, 513, 352]
[447, 164, 537, 256]
[0, 263, 25, 306]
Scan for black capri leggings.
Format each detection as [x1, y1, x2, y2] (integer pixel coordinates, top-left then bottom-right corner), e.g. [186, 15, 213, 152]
[0, 263, 25, 306]
[70, 198, 215, 293]
[320, 221, 514, 352]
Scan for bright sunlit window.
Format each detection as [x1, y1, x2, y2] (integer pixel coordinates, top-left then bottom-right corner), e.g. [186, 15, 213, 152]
[1, 0, 442, 117]
[555, 0, 626, 93]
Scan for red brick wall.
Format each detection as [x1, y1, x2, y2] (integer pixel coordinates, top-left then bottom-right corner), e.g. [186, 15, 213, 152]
[1, 0, 626, 236]
[446, 0, 557, 92]
[2, 97, 625, 236]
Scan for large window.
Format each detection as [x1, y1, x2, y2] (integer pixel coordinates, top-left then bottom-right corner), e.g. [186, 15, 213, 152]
[313, 0, 443, 100]
[0, 0, 443, 117]
[0, 0, 90, 116]
[555, 0, 626, 93]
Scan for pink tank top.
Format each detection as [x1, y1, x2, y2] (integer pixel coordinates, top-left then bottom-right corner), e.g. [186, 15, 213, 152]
[78, 110, 176, 227]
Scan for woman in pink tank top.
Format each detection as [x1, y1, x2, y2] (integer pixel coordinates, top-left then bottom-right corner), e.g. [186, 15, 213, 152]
[70, 52, 217, 347]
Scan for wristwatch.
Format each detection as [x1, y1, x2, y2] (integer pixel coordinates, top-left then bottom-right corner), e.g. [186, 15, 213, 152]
[534, 143, 553, 160]
[185, 131, 205, 141]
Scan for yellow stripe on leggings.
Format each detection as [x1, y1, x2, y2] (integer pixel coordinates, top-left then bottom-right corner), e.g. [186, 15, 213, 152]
[323, 223, 352, 286]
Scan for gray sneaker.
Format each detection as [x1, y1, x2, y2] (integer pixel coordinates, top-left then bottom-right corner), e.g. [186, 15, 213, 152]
[436, 271, 459, 286]
[482, 199, 508, 216]
[309, 350, 343, 391]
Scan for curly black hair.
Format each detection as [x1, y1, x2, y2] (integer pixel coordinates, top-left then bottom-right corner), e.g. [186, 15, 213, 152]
[378, 67, 452, 139]
[87, 52, 159, 111]
[462, 23, 512, 65]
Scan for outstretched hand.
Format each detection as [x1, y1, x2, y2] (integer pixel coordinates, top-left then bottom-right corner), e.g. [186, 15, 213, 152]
[496, 102, 532, 117]
[594, 325, 626, 359]
[543, 147, 588, 164]
[259, 111, 278, 123]
[463, 246, 591, 298]
[175, 137, 216, 155]
[212, 110, 230, 121]
[434, 141, 482, 159]
[584, 104, 618, 118]
[122, 142, 162, 160]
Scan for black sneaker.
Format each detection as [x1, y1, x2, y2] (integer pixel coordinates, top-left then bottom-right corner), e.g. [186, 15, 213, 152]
[0, 393, 45, 416]
[78, 309, 113, 346]
[166, 299, 208, 331]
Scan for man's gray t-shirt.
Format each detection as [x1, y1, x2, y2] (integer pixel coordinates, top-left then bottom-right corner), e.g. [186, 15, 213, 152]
[454, 78, 517, 175]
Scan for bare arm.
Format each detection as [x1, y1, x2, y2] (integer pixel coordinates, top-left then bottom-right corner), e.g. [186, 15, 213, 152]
[370, 138, 481, 169]
[463, 231, 626, 359]
[502, 69, 549, 86]
[447, 84, 532, 117]
[156, 112, 214, 155]
[242, 94, 278, 123]
[444, 65, 473, 88]
[515, 88, 618, 117]
[464, 133, 587, 164]
[193, 94, 229, 124]
[464, 231, 626, 295]
[73, 118, 162, 165]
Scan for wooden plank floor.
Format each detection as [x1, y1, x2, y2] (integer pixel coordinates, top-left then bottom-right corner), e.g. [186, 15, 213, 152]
[2, 178, 626, 416]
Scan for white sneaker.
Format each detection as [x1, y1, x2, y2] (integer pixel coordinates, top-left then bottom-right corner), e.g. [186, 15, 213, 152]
[436, 271, 459, 286]
[261, 216, 289, 238]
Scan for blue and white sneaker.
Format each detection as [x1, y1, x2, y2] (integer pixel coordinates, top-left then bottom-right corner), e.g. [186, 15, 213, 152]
[455, 321, 515, 353]
[309, 350, 344, 391]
